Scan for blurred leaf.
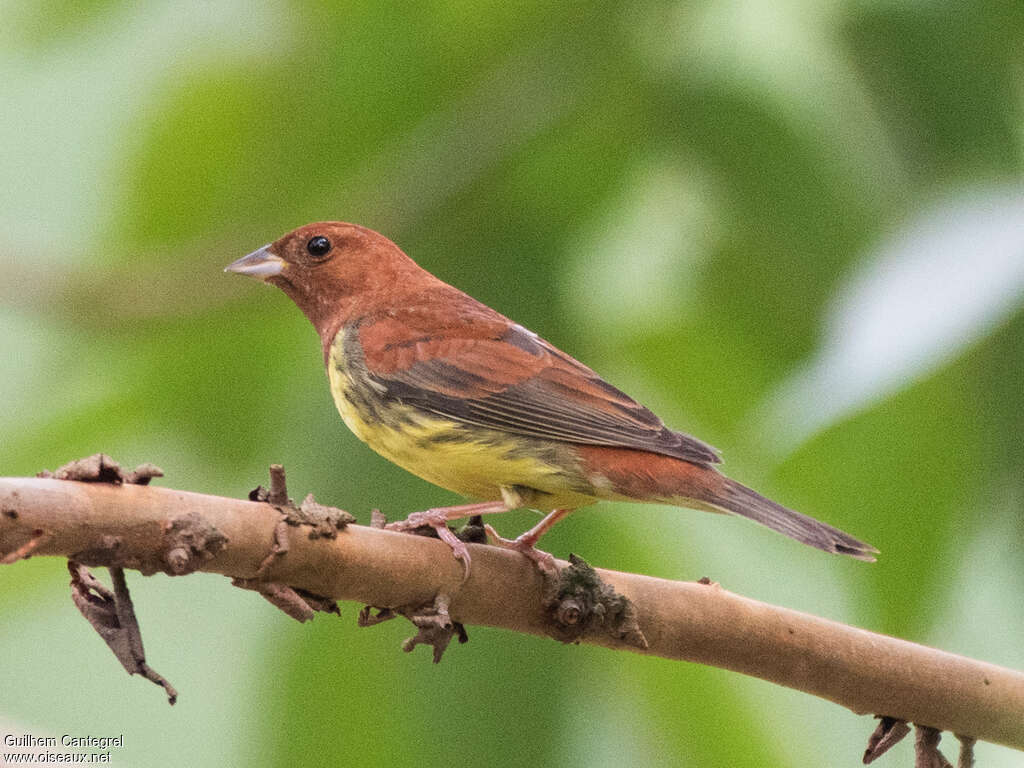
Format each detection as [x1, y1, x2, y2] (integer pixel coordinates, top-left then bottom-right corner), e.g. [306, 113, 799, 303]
[761, 186, 1024, 455]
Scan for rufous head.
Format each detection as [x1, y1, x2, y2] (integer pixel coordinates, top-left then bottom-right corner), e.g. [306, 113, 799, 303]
[226, 221, 428, 340]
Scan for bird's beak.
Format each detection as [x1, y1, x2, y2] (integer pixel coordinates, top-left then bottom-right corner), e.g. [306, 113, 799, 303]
[224, 245, 285, 280]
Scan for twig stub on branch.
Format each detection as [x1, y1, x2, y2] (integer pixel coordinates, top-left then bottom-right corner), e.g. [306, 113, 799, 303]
[162, 511, 228, 575]
[863, 716, 911, 764]
[398, 594, 468, 663]
[235, 465, 346, 621]
[249, 466, 355, 540]
[37, 454, 164, 486]
[915, 725, 953, 768]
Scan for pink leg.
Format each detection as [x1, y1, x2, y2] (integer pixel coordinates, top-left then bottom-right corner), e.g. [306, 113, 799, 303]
[485, 508, 574, 573]
[385, 500, 511, 579]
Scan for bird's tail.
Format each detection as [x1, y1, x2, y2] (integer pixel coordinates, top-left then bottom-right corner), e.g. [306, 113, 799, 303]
[576, 444, 876, 560]
[705, 477, 878, 561]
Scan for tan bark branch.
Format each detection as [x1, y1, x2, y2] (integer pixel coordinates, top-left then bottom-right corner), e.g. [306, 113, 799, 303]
[2, 476, 1023, 752]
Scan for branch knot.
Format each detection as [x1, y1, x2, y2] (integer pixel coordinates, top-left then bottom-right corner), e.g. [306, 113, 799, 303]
[543, 554, 647, 648]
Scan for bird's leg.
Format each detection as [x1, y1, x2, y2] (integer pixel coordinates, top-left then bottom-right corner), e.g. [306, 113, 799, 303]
[385, 500, 512, 578]
[484, 508, 573, 574]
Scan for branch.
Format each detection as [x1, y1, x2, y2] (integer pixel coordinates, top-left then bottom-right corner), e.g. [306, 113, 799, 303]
[2, 474, 1023, 754]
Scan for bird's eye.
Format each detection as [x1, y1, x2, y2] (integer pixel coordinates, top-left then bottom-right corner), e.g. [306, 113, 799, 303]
[306, 236, 332, 259]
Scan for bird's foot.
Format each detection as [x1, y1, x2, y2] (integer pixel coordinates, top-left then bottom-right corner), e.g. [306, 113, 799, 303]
[483, 508, 572, 577]
[384, 501, 513, 581]
[484, 524, 559, 577]
[386, 510, 473, 579]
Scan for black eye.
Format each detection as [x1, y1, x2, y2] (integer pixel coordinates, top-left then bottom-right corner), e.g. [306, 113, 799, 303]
[306, 236, 332, 258]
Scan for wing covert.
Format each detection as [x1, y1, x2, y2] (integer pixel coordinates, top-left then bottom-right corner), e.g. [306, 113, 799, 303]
[354, 305, 721, 465]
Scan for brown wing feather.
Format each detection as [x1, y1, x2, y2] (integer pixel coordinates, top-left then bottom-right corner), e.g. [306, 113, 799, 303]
[355, 297, 720, 465]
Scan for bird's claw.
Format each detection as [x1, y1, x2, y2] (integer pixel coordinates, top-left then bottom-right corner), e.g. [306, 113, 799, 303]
[484, 524, 558, 577]
[433, 524, 472, 581]
[386, 509, 471, 581]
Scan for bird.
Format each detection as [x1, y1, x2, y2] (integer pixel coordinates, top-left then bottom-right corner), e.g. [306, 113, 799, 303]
[226, 222, 876, 575]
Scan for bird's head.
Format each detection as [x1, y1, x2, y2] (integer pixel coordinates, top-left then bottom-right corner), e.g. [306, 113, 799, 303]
[226, 221, 426, 339]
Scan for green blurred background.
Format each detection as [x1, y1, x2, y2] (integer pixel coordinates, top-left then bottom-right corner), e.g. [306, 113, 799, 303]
[2, 0, 1023, 765]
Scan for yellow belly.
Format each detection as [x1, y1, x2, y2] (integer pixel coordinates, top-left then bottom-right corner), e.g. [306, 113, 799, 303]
[326, 336, 597, 510]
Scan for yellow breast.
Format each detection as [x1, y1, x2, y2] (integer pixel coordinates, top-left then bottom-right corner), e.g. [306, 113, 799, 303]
[326, 330, 597, 510]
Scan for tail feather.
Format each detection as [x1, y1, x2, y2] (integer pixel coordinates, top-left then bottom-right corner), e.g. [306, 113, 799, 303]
[712, 478, 878, 561]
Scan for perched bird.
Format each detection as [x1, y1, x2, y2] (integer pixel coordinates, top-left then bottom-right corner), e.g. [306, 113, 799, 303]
[226, 222, 876, 573]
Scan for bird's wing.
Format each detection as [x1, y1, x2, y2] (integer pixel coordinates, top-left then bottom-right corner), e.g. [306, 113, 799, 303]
[353, 302, 720, 465]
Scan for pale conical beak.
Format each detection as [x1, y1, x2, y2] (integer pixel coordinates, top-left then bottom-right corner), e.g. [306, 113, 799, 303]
[224, 244, 285, 280]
